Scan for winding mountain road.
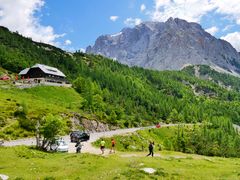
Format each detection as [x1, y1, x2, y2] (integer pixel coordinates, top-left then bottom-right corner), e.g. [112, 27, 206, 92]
[3, 124, 177, 154]
[3, 123, 239, 154]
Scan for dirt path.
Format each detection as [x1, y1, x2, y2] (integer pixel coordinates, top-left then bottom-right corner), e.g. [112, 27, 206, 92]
[3, 124, 177, 154]
[68, 127, 152, 154]
[3, 123, 238, 159]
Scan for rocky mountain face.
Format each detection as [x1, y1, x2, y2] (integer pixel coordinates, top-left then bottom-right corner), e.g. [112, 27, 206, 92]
[86, 18, 240, 74]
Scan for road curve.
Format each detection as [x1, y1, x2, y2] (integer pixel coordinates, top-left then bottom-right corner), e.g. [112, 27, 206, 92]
[3, 126, 150, 147]
[2, 123, 239, 154]
[3, 124, 179, 154]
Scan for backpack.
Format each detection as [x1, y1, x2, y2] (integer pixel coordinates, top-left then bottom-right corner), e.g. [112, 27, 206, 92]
[149, 143, 153, 149]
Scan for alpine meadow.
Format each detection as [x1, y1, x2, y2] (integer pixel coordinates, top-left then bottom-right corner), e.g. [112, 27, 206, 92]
[0, 1, 240, 179]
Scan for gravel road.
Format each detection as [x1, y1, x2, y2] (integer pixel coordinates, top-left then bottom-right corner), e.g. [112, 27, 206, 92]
[5, 123, 237, 155]
[3, 125, 175, 154]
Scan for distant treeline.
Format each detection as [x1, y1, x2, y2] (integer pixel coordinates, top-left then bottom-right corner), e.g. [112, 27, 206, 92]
[173, 118, 240, 157]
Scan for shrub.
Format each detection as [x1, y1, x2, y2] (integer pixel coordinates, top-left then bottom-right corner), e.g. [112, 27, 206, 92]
[0, 116, 6, 127]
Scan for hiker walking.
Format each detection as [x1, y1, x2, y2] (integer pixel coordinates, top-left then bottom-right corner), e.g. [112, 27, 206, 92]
[75, 140, 83, 153]
[110, 138, 116, 153]
[146, 141, 154, 157]
[100, 139, 105, 154]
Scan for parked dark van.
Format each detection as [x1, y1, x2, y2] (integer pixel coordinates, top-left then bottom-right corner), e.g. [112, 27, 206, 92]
[70, 131, 90, 142]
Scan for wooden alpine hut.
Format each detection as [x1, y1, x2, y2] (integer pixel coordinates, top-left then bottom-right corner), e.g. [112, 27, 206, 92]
[18, 64, 71, 87]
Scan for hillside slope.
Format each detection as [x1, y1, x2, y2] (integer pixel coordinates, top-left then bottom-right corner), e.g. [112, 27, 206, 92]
[1, 26, 240, 140]
[0, 85, 85, 139]
[183, 65, 240, 91]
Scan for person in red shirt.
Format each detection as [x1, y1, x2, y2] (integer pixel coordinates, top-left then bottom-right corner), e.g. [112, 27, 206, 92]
[156, 123, 161, 128]
[110, 138, 116, 153]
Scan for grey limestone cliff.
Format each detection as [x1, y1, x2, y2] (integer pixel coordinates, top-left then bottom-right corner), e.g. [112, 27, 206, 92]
[86, 18, 240, 74]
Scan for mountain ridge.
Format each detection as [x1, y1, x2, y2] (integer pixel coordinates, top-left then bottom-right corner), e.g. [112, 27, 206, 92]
[86, 18, 240, 75]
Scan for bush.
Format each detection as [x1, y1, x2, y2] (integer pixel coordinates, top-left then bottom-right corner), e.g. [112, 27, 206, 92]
[39, 114, 64, 150]
[0, 116, 7, 127]
[44, 177, 56, 180]
[14, 103, 28, 118]
[17, 118, 35, 131]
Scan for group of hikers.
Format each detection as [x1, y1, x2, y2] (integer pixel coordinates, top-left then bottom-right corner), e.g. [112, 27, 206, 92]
[100, 138, 116, 154]
[99, 138, 155, 156]
[75, 137, 155, 156]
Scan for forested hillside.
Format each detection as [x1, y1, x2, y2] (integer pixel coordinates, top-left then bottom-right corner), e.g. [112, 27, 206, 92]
[183, 65, 240, 91]
[1, 26, 240, 140]
[97, 118, 240, 157]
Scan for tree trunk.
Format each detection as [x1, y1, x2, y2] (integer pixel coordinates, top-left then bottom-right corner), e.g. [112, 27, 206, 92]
[35, 119, 41, 148]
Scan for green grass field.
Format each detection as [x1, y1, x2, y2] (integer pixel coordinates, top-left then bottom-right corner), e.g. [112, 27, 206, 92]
[0, 146, 240, 180]
[0, 86, 83, 116]
[0, 86, 84, 140]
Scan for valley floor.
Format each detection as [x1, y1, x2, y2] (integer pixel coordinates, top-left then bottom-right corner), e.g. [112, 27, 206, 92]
[2, 123, 240, 179]
[0, 146, 240, 180]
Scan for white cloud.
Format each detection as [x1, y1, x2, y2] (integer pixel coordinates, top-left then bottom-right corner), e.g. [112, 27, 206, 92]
[124, 18, 142, 26]
[205, 26, 219, 36]
[64, 39, 72, 46]
[0, 0, 62, 45]
[80, 48, 86, 53]
[151, 0, 240, 25]
[213, 1, 240, 25]
[140, 4, 146, 12]
[0, 10, 3, 17]
[221, 32, 240, 52]
[152, 0, 215, 22]
[110, 16, 119, 22]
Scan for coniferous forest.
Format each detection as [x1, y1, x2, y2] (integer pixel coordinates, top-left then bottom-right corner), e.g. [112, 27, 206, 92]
[0, 26, 240, 137]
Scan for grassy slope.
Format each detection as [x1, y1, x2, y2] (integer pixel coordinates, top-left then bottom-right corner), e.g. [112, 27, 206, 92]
[0, 86, 83, 115]
[0, 146, 239, 179]
[0, 85, 84, 139]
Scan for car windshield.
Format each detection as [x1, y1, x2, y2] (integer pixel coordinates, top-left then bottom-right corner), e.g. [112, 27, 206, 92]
[57, 140, 67, 145]
[60, 141, 67, 146]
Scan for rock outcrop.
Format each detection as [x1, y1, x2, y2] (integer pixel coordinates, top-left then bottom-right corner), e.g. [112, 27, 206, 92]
[70, 113, 117, 132]
[87, 18, 240, 74]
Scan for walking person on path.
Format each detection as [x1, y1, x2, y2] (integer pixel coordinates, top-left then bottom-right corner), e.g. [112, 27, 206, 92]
[75, 140, 83, 153]
[110, 138, 116, 154]
[146, 141, 154, 157]
[100, 139, 105, 154]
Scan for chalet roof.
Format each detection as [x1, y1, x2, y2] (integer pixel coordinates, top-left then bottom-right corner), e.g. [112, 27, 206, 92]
[19, 68, 30, 75]
[32, 64, 66, 77]
[19, 64, 66, 77]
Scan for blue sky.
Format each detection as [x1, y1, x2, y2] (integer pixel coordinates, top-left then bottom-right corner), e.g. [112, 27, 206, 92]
[38, 0, 153, 51]
[0, 0, 240, 52]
